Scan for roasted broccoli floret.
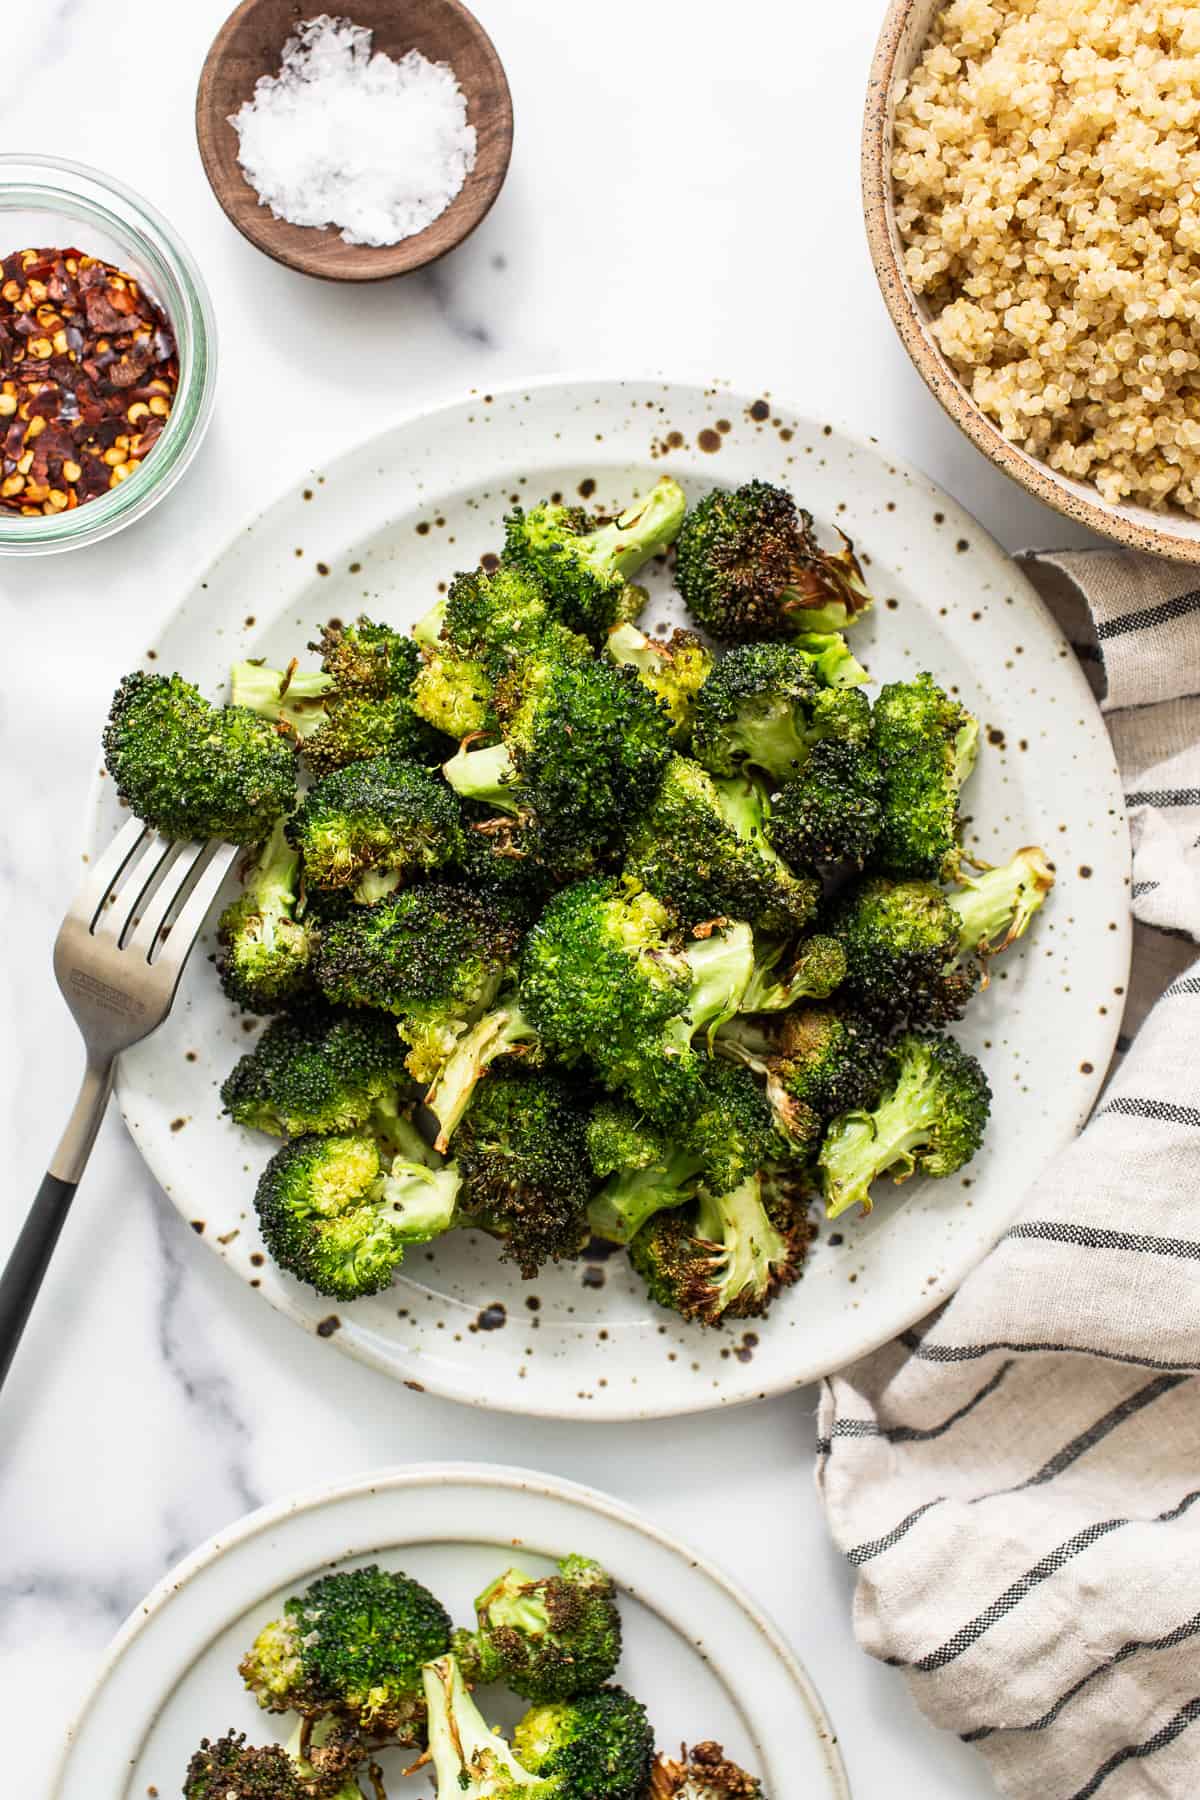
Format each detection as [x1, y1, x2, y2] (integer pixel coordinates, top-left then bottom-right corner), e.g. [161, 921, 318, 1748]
[233, 617, 443, 775]
[519, 879, 754, 1127]
[606, 622, 713, 741]
[103, 670, 296, 844]
[241, 1564, 451, 1742]
[221, 1005, 416, 1139]
[442, 563, 591, 667]
[768, 735, 884, 867]
[288, 754, 464, 902]
[719, 1004, 890, 1149]
[819, 1030, 992, 1218]
[422, 1655, 539, 1797]
[793, 631, 868, 688]
[454, 1072, 593, 1274]
[831, 848, 1055, 1023]
[444, 654, 672, 877]
[182, 1722, 365, 1800]
[412, 641, 496, 739]
[630, 1169, 810, 1326]
[512, 1688, 654, 1800]
[453, 1555, 621, 1700]
[503, 476, 687, 642]
[691, 643, 872, 785]
[674, 481, 874, 641]
[217, 818, 316, 1012]
[625, 757, 819, 936]
[315, 884, 522, 1075]
[254, 1135, 460, 1298]
[871, 672, 979, 880]
[651, 1741, 766, 1798]
[738, 932, 847, 1012]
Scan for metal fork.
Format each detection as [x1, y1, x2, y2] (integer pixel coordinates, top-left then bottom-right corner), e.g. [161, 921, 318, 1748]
[0, 819, 239, 1390]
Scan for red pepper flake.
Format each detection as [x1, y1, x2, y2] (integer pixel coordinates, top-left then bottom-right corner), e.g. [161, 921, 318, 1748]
[0, 246, 179, 518]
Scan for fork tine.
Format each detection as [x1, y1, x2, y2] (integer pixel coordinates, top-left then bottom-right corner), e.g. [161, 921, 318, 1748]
[125, 838, 207, 959]
[74, 815, 150, 930]
[149, 840, 240, 977]
[109, 833, 183, 946]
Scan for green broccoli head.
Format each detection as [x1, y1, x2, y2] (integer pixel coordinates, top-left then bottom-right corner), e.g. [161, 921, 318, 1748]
[221, 1005, 415, 1138]
[217, 818, 316, 1012]
[253, 1135, 459, 1298]
[819, 1029, 992, 1219]
[718, 1004, 889, 1152]
[738, 932, 847, 1013]
[630, 1169, 812, 1326]
[412, 643, 496, 740]
[453, 1555, 622, 1701]
[586, 1099, 667, 1181]
[304, 617, 445, 776]
[241, 1564, 452, 1742]
[652, 1742, 766, 1798]
[454, 1072, 594, 1275]
[444, 654, 673, 878]
[288, 753, 465, 900]
[681, 1058, 785, 1197]
[502, 477, 687, 642]
[184, 1720, 367, 1800]
[871, 673, 979, 881]
[512, 1686, 654, 1800]
[606, 622, 714, 741]
[441, 563, 596, 672]
[674, 481, 875, 641]
[519, 879, 754, 1127]
[624, 757, 819, 937]
[690, 644, 873, 788]
[314, 884, 522, 1073]
[768, 735, 883, 867]
[423, 1654, 541, 1797]
[586, 1098, 701, 1245]
[103, 671, 296, 844]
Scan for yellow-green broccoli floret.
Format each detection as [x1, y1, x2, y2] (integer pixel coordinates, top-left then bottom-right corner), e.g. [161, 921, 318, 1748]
[512, 1687, 655, 1800]
[453, 1554, 622, 1700]
[606, 622, 713, 741]
[287, 753, 465, 902]
[217, 817, 316, 1012]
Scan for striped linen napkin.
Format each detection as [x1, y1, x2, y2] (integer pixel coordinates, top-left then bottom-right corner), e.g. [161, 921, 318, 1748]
[817, 548, 1200, 1800]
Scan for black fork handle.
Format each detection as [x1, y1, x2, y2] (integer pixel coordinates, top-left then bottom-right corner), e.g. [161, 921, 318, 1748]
[0, 1057, 113, 1393]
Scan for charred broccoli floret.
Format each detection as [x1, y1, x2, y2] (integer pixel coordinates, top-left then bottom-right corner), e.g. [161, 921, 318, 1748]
[103, 670, 296, 844]
[629, 1169, 811, 1326]
[625, 757, 819, 936]
[217, 818, 316, 1012]
[831, 848, 1055, 1023]
[288, 754, 464, 901]
[502, 477, 687, 642]
[768, 734, 883, 867]
[444, 653, 673, 877]
[691, 643, 872, 785]
[606, 622, 714, 741]
[674, 481, 874, 641]
[819, 1030, 991, 1218]
[871, 673, 979, 880]
[233, 617, 443, 775]
[651, 1742, 766, 1798]
[220, 1005, 416, 1139]
[241, 1564, 451, 1742]
[519, 879, 754, 1127]
[718, 1004, 889, 1150]
[513, 1688, 654, 1800]
[423, 1654, 540, 1796]
[739, 932, 847, 1012]
[453, 1555, 621, 1700]
[182, 1722, 365, 1800]
[254, 1135, 460, 1297]
[454, 1072, 593, 1274]
[315, 884, 522, 1075]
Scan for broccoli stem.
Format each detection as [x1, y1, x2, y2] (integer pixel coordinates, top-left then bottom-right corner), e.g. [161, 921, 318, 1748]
[588, 1152, 702, 1243]
[379, 1161, 462, 1239]
[423, 1654, 536, 1795]
[820, 1078, 941, 1218]
[478, 1570, 551, 1637]
[674, 923, 755, 1050]
[247, 816, 302, 914]
[954, 716, 980, 788]
[231, 660, 332, 738]
[369, 1093, 440, 1166]
[794, 632, 868, 688]
[443, 740, 522, 815]
[414, 595, 448, 647]
[425, 1000, 538, 1152]
[694, 1172, 789, 1313]
[606, 621, 660, 675]
[581, 478, 687, 582]
[740, 935, 845, 1011]
[948, 847, 1054, 958]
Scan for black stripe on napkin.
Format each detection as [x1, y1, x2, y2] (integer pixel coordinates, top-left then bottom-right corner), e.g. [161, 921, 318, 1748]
[825, 1362, 1015, 1458]
[1068, 1694, 1200, 1800]
[1097, 587, 1200, 639]
[1125, 788, 1200, 807]
[1009, 1220, 1200, 1260]
[1131, 880, 1161, 898]
[1098, 1096, 1200, 1127]
[1163, 974, 1200, 998]
[904, 1336, 1200, 1372]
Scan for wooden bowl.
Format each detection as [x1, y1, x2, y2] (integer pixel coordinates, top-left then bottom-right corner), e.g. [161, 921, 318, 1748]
[196, 0, 513, 282]
[863, 0, 1200, 560]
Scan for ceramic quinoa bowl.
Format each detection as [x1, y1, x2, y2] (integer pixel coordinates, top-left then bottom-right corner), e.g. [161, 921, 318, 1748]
[863, 0, 1200, 560]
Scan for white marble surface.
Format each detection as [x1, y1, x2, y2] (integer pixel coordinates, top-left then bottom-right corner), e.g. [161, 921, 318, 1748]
[0, 2, 1103, 1794]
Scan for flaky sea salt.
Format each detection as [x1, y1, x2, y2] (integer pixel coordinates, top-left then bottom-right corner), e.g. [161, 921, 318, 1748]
[230, 15, 478, 248]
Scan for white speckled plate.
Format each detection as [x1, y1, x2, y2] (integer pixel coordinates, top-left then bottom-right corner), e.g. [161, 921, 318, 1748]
[52, 1463, 848, 1800]
[85, 376, 1130, 1418]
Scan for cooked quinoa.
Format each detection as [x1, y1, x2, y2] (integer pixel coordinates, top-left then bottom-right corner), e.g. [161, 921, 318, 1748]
[892, 0, 1200, 515]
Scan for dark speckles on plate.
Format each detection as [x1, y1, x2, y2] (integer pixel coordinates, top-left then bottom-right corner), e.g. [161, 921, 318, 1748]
[697, 428, 722, 453]
[317, 1315, 341, 1338]
[476, 1303, 507, 1331]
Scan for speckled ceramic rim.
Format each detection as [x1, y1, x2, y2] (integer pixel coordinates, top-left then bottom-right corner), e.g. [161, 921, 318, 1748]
[0, 154, 218, 555]
[50, 1462, 851, 1799]
[863, 1, 1200, 561]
